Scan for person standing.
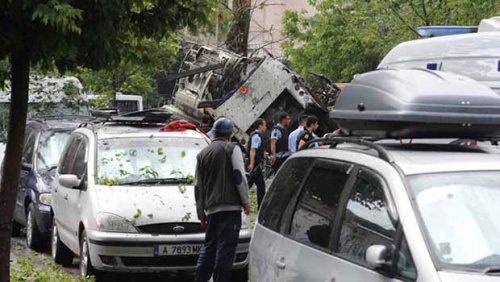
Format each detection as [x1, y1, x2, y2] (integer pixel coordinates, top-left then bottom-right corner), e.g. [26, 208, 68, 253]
[297, 116, 319, 151]
[288, 114, 308, 154]
[195, 118, 252, 282]
[247, 118, 267, 208]
[270, 112, 291, 173]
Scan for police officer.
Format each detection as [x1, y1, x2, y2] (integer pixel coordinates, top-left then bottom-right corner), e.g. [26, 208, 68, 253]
[271, 112, 291, 173]
[297, 116, 319, 151]
[247, 118, 267, 208]
[195, 118, 252, 282]
[288, 114, 308, 154]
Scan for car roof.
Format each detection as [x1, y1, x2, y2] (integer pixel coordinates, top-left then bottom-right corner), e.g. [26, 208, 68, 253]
[92, 124, 207, 140]
[297, 141, 500, 176]
[382, 144, 500, 175]
[28, 118, 90, 131]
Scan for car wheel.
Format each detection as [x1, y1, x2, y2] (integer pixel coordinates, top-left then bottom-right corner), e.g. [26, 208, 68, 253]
[51, 221, 74, 266]
[12, 220, 22, 237]
[80, 229, 100, 279]
[232, 266, 249, 282]
[26, 203, 43, 250]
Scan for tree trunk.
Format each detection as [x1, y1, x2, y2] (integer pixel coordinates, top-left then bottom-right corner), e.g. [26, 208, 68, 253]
[225, 0, 252, 55]
[0, 48, 30, 282]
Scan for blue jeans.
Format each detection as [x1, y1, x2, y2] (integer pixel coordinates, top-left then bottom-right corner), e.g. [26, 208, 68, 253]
[196, 211, 241, 282]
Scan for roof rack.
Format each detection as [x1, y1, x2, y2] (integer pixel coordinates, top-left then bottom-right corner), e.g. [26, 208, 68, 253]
[77, 109, 176, 134]
[303, 136, 394, 163]
[90, 108, 119, 119]
[113, 109, 172, 124]
[31, 115, 94, 121]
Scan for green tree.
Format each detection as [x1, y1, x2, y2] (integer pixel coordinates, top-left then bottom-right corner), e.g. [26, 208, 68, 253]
[282, 0, 500, 83]
[0, 1, 214, 280]
[75, 35, 180, 108]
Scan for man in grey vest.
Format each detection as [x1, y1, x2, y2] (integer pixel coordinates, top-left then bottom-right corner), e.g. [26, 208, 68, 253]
[195, 118, 252, 282]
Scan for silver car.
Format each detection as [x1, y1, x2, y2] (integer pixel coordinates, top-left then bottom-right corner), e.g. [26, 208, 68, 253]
[250, 140, 500, 281]
[51, 124, 250, 278]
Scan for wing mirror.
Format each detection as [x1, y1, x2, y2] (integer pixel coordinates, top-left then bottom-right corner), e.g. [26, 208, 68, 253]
[366, 245, 391, 270]
[59, 174, 81, 189]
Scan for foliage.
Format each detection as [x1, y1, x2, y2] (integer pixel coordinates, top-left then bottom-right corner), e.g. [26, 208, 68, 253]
[282, 0, 500, 83]
[74, 35, 181, 108]
[10, 255, 94, 282]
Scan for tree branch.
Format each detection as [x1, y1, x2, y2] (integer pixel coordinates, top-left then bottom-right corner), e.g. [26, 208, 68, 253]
[389, 2, 421, 36]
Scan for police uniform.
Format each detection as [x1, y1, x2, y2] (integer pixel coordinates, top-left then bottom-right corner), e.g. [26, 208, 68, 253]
[246, 131, 266, 208]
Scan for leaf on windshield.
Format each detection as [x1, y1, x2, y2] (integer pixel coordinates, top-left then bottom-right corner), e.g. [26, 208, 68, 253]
[182, 212, 191, 222]
[100, 176, 120, 186]
[133, 209, 142, 219]
[129, 149, 138, 157]
[157, 147, 164, 155]
[185, 173, 194, 184]
[159, 155, 167, 164]
[139, 165, 159, 179]
[170, 168, 182, 175]
[180, 150, 186, 158]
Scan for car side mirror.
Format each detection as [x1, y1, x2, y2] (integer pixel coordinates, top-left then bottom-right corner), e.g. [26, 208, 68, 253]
[59, 174, 81, 189]
[21, 163, 33, 171]
[366, 245, 391, 270]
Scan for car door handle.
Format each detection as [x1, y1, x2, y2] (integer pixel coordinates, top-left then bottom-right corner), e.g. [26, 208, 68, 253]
[275, 259, 286, 270]
[64, 194, 68, 201]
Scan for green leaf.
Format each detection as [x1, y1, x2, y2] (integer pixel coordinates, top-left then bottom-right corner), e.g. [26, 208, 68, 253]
[133, 209, 142, 219]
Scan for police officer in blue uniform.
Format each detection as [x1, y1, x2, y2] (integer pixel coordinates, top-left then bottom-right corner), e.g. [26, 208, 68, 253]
[270, 112, 291, 173]
[247, 118, 267, 208]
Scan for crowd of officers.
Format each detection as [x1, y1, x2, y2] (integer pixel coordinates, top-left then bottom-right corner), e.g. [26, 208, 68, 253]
[246, 112, 320, 208]
[195, 113, 319, 282]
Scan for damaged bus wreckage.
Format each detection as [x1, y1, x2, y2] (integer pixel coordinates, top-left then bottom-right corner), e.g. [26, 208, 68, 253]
[163, 44, 340, 143]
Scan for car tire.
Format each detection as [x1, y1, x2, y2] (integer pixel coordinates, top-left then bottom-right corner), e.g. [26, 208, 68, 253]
[232, 266, 249, 282]
[51, 221, 74, 266]
[12, 220, 22, 237]
[80, 229, 101, 279]
[26, 203, 43, 251]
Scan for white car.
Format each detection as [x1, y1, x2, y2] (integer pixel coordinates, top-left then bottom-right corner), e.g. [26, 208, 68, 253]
[50, 120, 250, 279]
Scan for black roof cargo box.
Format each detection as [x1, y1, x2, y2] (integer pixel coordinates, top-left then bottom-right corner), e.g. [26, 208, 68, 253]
[330, 69, 500, 138]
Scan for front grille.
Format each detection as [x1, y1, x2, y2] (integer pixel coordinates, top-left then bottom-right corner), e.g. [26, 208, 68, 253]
[137, 222, 205, 235]
[121, 255, 198, 267]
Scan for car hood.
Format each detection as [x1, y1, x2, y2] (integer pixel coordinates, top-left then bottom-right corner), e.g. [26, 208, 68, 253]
[94, 184, 198, 226]
[440, 271, 500, 281]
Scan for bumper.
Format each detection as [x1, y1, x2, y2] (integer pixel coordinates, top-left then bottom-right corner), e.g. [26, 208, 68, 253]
[34, 207, 52, 236]
[87, 229, 251, 272]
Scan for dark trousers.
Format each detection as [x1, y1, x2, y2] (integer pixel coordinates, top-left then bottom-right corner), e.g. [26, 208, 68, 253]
[196, 211, 241, 282]
[272, 156, 288, 173]
[248, 167, 266, 208]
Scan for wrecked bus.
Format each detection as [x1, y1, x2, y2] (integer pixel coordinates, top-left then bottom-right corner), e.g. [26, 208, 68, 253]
[164, 44, 339, 143]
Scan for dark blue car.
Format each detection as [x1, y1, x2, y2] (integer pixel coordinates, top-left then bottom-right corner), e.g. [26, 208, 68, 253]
[12, 118, 89, 250]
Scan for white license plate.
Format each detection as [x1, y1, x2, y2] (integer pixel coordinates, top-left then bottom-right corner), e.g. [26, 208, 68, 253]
[153, 244, 202, 256]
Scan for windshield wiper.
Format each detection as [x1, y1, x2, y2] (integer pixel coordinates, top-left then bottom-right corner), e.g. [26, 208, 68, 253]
[484, 267, 500, 275]
[120, 178, 188, 186]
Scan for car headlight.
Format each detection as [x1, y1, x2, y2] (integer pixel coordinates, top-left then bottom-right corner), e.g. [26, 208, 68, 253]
[95, 213, 139, 233]
[39, 193, 52, 206]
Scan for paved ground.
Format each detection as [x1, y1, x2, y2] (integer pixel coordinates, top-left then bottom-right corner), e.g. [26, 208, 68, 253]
[10, 236, 196, 281]
[9, 181, 267, 281]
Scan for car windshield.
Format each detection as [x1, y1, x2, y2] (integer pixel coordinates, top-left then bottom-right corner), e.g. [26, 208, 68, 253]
[97, 137, 204, 185]
[37, 131, 71, 172]
[409, 171, 500, 272]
